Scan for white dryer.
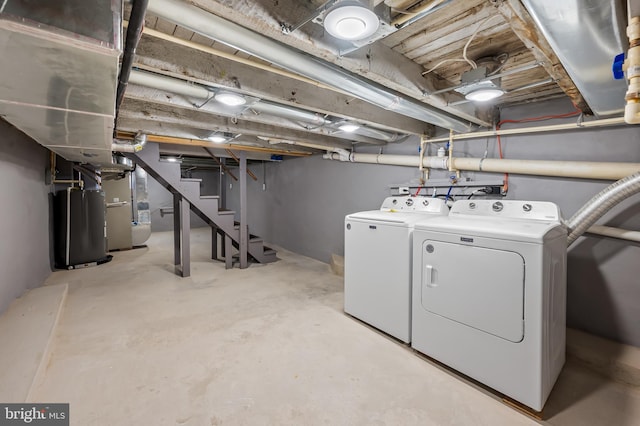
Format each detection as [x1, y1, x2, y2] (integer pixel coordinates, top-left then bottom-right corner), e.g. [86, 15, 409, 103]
[411, 200, 567, 411]
[344, 196, 448, 343]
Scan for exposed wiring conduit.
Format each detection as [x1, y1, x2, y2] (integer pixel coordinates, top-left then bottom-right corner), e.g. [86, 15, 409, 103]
[322, 152, 640, 181]
[391, 0, 450, 27]
[566, 172, 640, 245]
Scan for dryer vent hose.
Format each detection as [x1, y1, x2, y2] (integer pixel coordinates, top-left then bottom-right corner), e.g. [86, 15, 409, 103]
[566, 171, 640, 246]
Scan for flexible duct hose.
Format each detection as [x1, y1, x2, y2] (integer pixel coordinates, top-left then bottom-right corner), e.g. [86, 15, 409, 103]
[566, 172, 640, 246]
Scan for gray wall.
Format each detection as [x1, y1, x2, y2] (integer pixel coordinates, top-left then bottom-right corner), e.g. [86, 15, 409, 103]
[227, 98, 640, 347]
[148, 169, 219, 231]
[0, 120, 51, 313]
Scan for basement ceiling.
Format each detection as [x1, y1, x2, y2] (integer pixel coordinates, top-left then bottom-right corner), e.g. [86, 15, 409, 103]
[117, 0, 627, 160]
[0, 0, 629, 164]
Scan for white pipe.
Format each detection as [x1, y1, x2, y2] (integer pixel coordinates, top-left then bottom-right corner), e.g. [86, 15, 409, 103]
[146, 0, 474, 132]
[425, 117, 626, 143]
[323, 152, 640, 180]
[451, 157, 640, 181]
[587, 225, 640, 243]
[129, 70, 211, 99]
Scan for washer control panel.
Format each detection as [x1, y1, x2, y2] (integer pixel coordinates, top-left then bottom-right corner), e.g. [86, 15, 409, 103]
[450, 199, 562, 221]
[380, 196, 448, 213]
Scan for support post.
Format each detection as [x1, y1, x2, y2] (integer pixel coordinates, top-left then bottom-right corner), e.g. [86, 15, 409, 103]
[211, 226, 218, 260]
[173, 193, 181, 267]
[224, 234, 233, 269]
[239, 152, 248, 269]
[179, 197, 191, 277]
[220, 158, 227, 210]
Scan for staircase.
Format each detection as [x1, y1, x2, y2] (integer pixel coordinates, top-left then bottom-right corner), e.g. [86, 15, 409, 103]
[124, 143, 277, 269]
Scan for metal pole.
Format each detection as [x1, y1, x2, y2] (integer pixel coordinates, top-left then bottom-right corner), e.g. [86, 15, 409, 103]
[179, 197, 191, 277]
[172, 193, 181, 268]
[239, 152, 248, 269]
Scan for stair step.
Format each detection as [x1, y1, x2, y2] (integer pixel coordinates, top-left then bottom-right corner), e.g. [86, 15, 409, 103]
[127, 145, 278, 266]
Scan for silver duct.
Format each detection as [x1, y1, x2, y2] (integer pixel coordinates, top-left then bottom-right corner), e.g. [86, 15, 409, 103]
[566, 172, 640, 246]
[146, 0, 474, 132]
[112, 132, 148, 153]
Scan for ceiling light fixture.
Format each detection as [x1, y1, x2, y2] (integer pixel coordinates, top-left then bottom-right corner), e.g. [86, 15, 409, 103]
[215, 91, 247, 106]
[324, 1, 380, 41]
[208, 135, 227, 143]
[465, 88, 505, 102]
[454, 64, 506, 103]
[339, 123, 360, 132]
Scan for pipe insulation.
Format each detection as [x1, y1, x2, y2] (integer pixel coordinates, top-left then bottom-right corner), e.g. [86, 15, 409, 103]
[128, 70, 403, 142]
[129, 70, 211, 99]
[323, 152, 640, 180]
[566, 172, 640, 245]
[146, 0, 474, 132]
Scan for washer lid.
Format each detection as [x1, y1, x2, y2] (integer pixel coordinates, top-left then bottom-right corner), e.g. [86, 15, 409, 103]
[345, 210, 440, 226]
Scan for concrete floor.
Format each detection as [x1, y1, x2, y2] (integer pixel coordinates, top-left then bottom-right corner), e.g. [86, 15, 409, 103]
[11, 229, 640, 425]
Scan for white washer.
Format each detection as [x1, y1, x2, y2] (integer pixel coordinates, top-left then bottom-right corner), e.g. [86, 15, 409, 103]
[344, 196, 448, 343]
[411, 200, 567, 411]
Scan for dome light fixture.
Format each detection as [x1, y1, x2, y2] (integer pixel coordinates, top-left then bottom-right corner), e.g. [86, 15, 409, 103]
[215, 91, 247, 106]
[208, 134, 227, 143]
[324, 1, 379, 41]
[339, 123, 360, 132]
[464, 88, 505, 102]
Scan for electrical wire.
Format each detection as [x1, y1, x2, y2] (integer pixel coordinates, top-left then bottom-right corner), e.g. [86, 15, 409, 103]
[462, 14, 503, 69]
[495, 108, 582, 194]
[422, 14, 503, 76]
[422, 58, 473, 75]
[467, 189, 488, 199]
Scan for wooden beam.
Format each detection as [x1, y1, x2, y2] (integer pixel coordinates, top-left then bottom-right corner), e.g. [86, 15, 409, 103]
[203, 147, 238, 181]
[116, 131, 313, 157]
[226, 149, 258, 181]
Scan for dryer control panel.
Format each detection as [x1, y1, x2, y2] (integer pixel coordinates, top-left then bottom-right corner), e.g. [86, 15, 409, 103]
[380, 196, 449, 214]
[450, 200, 562, 221]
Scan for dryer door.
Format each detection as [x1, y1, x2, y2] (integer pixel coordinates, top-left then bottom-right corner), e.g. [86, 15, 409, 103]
[421, 240, 525, 342]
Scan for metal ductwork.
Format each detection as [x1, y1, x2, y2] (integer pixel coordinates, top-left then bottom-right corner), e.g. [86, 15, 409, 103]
[566, 171, 640, 246]
[146, 0, 474, 133]
[521, 0, 628, 117]
[0, 0, 122, 165]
